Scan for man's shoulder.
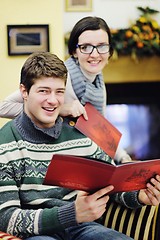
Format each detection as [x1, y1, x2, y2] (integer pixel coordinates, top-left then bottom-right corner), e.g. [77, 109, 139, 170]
[0, 120, 18, 144]
[60, 117, 87, 141]
[0, 120, 12, 131]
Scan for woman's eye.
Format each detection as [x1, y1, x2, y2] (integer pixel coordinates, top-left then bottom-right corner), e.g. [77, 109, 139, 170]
[81, 46, 87, 50]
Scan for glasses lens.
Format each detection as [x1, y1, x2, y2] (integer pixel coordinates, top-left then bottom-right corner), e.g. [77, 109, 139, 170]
[97, 44, 110, 53]
[79, 45, 93, 54]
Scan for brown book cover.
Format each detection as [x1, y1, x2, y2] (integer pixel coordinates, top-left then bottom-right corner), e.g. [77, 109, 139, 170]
[44, 154, 160, 194]
[75, 103, 122, 158]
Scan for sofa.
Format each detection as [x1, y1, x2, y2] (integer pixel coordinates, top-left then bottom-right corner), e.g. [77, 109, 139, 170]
[104, 199, 160, 240]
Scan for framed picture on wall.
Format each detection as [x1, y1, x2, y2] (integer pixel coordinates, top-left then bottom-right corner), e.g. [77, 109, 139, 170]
[7, 24, 49, 56]
[65, 0, 92, 12]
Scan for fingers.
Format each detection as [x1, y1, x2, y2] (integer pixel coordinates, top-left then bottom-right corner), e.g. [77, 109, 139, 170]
[140, 175, 160, 206]
[145, 175, 160, 205]
[84, 185, 114, 202]
[92, 185, 114, 200]
[77, 185, 114, 199]
[70, 100, 88, 119]
[82, 109, 88, 120]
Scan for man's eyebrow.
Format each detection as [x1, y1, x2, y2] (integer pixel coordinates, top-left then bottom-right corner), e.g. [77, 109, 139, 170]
[57, 88, 66, 91]
[37, 86, 66, 90]
[37, 86, 50, 89]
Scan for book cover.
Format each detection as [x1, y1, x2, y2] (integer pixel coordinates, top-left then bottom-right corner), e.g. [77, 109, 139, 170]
[75, 103, 122, 158]
[44, 154, 160, 193]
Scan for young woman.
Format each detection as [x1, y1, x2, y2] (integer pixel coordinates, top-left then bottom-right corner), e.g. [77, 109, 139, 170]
[0, 16, 131, 163]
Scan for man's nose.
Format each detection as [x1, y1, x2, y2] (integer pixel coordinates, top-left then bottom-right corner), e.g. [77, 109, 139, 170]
[47, 93, 58, 103]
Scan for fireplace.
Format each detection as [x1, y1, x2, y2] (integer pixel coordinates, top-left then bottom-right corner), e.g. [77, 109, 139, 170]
[105, 81, 160, 160]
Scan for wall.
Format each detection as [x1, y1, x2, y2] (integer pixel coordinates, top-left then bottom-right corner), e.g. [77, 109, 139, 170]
[0, 0, 64, 127]
[63, 0, 160, 32]
[0, 0, 160, 127]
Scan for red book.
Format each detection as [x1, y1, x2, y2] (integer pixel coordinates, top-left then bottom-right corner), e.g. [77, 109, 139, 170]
[44, 154, 160, 194]
[75, 103, 122, 158]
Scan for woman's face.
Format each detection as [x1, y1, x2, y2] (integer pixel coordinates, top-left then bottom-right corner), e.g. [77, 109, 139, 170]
[74, 29, 110, 75]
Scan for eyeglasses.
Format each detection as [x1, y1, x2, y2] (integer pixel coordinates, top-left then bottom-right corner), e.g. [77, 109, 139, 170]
[76, 44, 110, 54]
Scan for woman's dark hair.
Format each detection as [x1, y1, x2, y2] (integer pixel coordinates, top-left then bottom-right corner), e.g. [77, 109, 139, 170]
[68, 16, 113, 57]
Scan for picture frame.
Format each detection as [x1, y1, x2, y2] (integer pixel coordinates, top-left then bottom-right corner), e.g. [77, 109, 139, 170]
[65, 0, 92, 12]
[7, 24, 49, 56]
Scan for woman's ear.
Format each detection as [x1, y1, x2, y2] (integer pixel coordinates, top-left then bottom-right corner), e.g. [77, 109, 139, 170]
[73, 53, 78, 58]
[20, 84, 28, 100]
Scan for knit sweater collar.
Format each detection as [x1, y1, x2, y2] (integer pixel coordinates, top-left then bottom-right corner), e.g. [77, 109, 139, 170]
[13, 112, 63, 143]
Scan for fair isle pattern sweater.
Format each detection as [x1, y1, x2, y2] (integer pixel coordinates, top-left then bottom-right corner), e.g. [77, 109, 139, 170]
[0, 113, 113, 238]
[0, 113, 143, 238]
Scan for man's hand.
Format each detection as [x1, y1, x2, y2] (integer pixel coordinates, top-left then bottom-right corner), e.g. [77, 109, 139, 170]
[75, 185, 114, 223]
[60, 100, 88, 120]
[138, 175, 160, 206]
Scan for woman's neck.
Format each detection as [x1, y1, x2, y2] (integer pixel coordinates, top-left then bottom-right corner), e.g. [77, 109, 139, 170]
[80, 67, 99, 83]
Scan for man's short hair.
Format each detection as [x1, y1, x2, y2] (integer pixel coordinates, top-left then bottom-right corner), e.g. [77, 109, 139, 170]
[20, 52, 67, 92]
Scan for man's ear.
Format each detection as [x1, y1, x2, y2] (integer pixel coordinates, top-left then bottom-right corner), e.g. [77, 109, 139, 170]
[20, 84, 28, 100]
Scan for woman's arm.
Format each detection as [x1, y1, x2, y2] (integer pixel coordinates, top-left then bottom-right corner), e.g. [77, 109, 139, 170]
[0, 90, 23, 119]
[114, 145, 132, 163]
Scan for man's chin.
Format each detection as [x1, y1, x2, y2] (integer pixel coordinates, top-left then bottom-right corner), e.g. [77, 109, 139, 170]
[37, 116, 57, 128]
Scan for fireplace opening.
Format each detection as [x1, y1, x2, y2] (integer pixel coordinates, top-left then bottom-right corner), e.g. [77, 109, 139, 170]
[105, 82, 160, 160]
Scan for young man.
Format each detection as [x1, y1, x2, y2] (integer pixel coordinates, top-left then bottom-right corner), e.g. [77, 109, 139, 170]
[0, 52, 160, 240]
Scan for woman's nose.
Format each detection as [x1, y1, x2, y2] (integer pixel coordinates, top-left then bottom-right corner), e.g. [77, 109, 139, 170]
[90, 47, 100, 56]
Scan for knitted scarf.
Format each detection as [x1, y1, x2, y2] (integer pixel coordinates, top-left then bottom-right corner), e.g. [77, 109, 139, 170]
[65, 57, 104, 114]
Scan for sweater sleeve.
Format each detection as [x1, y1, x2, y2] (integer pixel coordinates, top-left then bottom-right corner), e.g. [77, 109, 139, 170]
[114, 145, 132, 163]
[110, 191, 145, 209]
[0, 90, 23, 119]
[0, 169, 78, 239]
[64, 73, 78, 103]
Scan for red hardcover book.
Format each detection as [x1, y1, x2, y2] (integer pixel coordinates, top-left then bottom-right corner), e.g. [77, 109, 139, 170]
[75, 103, 122, 158]
[44, 154, 160, 194]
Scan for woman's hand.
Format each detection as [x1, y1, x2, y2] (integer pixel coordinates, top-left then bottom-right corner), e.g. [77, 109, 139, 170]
[138, 175, 160, 206]
[60, 100, 88, 120]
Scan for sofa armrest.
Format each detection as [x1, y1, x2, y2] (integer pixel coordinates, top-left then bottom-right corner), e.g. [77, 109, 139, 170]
[0, 231, 21, 240]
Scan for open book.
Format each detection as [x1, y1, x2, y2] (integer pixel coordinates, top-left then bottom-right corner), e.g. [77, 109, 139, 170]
[44, 154, 160, 193]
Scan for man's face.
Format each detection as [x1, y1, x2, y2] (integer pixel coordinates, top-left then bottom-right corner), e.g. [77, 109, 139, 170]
[20, 77, 65, 128]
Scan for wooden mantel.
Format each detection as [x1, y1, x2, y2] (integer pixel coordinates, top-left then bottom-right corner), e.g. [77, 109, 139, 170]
[103, 56, 160, 83]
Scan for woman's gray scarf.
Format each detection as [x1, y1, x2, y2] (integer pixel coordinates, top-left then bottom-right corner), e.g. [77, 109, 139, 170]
[65, 57, 104, 114]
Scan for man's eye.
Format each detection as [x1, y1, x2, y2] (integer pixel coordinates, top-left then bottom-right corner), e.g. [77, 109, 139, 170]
[57, 90, 65, 94]
[39, 89, 48, 93]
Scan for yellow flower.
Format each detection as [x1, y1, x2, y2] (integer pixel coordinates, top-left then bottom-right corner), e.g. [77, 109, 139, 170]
[138, 16, 147, 23]
[151, 20, 159, 29]
[132, 25, 140, 33]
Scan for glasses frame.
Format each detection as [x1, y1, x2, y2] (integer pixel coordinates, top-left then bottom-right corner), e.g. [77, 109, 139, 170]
[76, 44, 110, 54]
